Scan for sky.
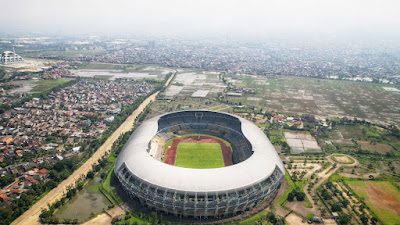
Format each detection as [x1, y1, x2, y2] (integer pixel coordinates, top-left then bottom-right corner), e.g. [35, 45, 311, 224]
[1, 0, 400, 38]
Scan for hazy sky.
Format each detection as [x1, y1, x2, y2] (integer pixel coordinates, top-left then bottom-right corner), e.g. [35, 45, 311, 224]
[1, 0, 400, 38]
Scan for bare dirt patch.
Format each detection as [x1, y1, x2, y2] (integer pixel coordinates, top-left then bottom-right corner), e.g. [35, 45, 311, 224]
[365, 182, 400, 216]
[332, 155, 354, 164]
[285, 201, 312, 217]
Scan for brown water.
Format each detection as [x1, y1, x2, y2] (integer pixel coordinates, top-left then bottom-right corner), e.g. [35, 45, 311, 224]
[54, 177, 112, 223]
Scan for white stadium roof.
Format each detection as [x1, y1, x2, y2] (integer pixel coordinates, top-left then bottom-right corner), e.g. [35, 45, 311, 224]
[115, 111, 284, 193]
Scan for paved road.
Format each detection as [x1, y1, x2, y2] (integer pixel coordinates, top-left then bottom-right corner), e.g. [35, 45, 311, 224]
[11, 73, 175, 225]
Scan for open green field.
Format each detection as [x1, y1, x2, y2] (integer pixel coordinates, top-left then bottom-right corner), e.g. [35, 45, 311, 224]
[163, 133, 231, 163]
[175, 143, 224, 169]
[347, 180, 400, 225]
[31, 79, 72, 92]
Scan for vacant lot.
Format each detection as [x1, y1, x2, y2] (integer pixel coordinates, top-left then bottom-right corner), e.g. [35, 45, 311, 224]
[357, 141, 393, 154]
[332, 155, 354, 164]
[31, 79, 72, 92]
[8, 79, 72, 94]
[336, 125, 366, 140]
[175, 143, 224, 169]
[347, 181, 400, 225]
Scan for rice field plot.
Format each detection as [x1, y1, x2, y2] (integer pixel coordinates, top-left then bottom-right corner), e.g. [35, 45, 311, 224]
[224, 75, 400, 126]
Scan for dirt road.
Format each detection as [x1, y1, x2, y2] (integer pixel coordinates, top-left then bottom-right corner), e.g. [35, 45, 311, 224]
[11, 73, 175, 225]
[303, 154, 357, 215]
[82, 206, 125, 225]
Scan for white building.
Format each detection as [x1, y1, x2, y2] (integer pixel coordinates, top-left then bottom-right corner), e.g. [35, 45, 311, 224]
[1, 49, 24, 64]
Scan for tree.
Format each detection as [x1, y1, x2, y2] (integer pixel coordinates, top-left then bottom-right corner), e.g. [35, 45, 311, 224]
[326, 181, 333, 189]
[86, 171, 94, 179]
[266, 212, 277, 224]
[306, 213, 314, 220]
[341, 199, 349, 208]
[296, 191, 306, 201]
[39, 209, 52, 219]
[77, 182, 84, 190]
[321, 189, 332, 200]
[338, 213, 351, 225]
[331, 202, 342, 212]
[287, 192, 296, 201]
[0, 175, 14, 188]
[360, 215, 369, 225]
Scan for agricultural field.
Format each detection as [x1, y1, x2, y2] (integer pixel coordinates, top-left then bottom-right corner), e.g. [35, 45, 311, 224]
[357, 141, 394, 154]
[323, 124, 399, 159]
[163, 71, 226, 98]
[347, 181, 400, 225]
[284, 132, 322, 154]
[175, 143, 224, 169]
[224, 75, 400, 126]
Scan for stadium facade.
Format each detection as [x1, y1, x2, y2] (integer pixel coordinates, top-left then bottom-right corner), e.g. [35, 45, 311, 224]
[115, 110, 284, 218]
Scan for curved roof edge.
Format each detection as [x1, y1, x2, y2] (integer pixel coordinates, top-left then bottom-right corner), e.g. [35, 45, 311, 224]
[115, 110, 284, 192]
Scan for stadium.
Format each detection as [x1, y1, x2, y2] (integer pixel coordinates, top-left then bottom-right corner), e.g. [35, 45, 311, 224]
[115, 110, 284, 218]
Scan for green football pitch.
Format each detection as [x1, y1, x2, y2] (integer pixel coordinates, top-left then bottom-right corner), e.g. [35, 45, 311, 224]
[175, 143, 224, 169]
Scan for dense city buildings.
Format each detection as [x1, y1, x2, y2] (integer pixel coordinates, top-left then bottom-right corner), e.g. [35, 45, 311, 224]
[0, 78, 155, 208]
[1, 37, 399, 84]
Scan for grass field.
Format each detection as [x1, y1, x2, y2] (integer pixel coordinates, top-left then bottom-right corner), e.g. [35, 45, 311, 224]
[31, 79, 72, 92]
[163, 133, 231, 163]
[175, 143, 224, 169]
[347, 181, 400, 225]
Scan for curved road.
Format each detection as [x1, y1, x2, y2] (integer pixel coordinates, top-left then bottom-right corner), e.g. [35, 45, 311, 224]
[11, 73, 175, 225]
[303, 154, 357, 215]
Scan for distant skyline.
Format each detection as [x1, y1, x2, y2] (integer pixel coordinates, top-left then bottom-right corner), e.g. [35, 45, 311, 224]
[1, 0, 400, 39]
